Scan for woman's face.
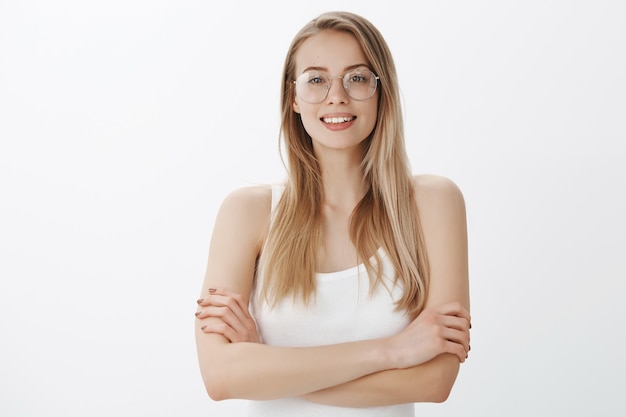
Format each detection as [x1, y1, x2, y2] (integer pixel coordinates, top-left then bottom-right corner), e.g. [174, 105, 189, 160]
[292, 30, 379, 154]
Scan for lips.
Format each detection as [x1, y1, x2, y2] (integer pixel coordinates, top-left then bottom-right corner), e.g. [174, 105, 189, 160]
[321, 116, 356, 124]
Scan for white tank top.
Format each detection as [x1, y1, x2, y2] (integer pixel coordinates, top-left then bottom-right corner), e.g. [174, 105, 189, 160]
[246, 185, 414, 417]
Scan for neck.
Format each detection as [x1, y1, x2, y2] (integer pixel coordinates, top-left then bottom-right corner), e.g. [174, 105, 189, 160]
[316, 147, 368, 212]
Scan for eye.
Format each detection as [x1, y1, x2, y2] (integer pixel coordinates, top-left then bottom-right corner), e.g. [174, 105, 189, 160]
[306, 73, 327, 85]
[347, 69, 371, 83]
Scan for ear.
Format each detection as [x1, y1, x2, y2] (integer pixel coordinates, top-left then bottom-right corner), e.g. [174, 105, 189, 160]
[292, 98, 300, 114]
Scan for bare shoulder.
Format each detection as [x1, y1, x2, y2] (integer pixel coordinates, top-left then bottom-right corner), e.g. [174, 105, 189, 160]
[214, 185, 273, 250]
[412, 176, 469, 309]
[220, 185, 273, 212]
[201, 184, 274, 297]
[411, 174, 465, 213]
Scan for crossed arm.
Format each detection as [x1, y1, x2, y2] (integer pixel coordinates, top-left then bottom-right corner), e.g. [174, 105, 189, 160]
[194, 175, 471, 406]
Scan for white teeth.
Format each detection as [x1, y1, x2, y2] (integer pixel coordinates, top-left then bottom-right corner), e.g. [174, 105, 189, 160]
[322, 116, 354, 124]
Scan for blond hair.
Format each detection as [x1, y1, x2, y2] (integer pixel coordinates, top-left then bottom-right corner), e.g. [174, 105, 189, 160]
[259, 11, 429, 317]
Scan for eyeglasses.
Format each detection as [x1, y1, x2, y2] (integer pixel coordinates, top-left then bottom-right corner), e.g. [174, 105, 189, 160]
[293, 67, 380, 104]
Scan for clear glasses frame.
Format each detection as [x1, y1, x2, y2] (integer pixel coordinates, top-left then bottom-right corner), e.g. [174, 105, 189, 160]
[293, 68, 380, 104]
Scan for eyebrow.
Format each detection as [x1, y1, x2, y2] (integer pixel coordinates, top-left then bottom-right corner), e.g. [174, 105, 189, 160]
[300, 63, 371, 74]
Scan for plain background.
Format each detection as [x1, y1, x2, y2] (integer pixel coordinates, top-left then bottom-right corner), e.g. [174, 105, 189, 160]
[1, 0, 624, 416]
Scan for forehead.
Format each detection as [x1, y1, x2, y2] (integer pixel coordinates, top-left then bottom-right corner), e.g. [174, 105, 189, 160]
[294, 30, 368, 74]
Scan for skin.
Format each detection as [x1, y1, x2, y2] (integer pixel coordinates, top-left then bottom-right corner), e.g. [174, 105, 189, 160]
[293, 30, 379, 156]
[194, 30, 471, 406]
[293, 30, 378, 271]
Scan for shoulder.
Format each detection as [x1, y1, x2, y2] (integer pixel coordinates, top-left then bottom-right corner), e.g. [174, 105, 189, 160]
[220, 184, 273, 210]
[411, 174, 465, 206]
[214, 185, 274, 249]
[410, 174, 466, 225]
[411, 176, 469, 310]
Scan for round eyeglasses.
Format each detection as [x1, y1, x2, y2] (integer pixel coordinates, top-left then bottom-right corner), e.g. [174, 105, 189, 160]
[293, 67, 380, 104]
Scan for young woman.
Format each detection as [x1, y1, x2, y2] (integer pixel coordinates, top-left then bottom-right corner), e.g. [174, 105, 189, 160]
[195, 11, 471, 416]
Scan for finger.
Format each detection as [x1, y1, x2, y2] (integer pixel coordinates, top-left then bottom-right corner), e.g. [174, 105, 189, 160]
[200, 322, 240, 343]
[200, 314, 259, 343]
[196, 292, 247, 319]
[197, 303, 259, 343]
[202, 294, 252, 327]
[199, 288, 253, 321]
[209, 288, 251, 317]
[196, 305, 232, 320]
[444, 340, 468, 363]
[442, 327, 471, 354]
[439, 328, 469, 363]
[197, 306, 246, 333]
[436, 301, 471, 322]
[441, 314, 471, 333]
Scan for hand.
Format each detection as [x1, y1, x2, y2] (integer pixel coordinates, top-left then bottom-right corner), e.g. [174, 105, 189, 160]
[196, 288, 260, 343]
[387, 301, 471, 368]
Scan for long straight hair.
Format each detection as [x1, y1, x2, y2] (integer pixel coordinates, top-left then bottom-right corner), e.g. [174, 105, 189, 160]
[259, 11, 429, 317]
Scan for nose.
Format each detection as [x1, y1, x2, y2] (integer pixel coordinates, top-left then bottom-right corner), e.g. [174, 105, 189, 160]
[326, 75, 349, 104]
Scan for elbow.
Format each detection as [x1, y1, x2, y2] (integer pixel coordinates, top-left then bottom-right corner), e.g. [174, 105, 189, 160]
[205, 382, 228, 402]
[199, 354, 235, 401]
[429, 383, 453, 403]
[197, 335, 237, 401]
[202, 368, 233, 402]
[425, 355, 460, 403]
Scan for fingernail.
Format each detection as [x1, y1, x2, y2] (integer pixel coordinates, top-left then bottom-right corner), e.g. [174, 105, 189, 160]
[194, 311, 200, 317]
[201, 325, 207, 331]
[208, 288, 216, 293]
[197, 298, 204, 304]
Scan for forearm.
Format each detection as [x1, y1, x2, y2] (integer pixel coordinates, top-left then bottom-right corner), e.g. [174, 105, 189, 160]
[302, 354, 461, 407]
[197, 331, 394, 401]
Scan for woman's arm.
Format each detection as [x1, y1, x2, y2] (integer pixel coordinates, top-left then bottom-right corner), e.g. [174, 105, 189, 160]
[302, 174, 471, 406]
[303, 355, 461, 406]
[195, 183, 470, 402]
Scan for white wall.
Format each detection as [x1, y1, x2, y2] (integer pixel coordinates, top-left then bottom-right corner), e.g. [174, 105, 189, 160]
[1, 1, 624, 416]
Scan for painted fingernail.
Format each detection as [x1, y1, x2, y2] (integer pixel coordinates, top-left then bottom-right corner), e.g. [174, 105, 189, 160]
[201, 325, 207, 331]
[197, 298, 204, 304]
[195, 311, 200, 317]
[208, 288, 216, 293]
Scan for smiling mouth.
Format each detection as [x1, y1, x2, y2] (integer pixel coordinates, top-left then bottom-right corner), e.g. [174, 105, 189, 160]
[321, 116, 356, 124]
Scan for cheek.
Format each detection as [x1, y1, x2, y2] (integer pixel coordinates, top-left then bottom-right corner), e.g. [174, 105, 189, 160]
[299, 112, 318, 135]
[294, 101, 317, 124]
[294, 106, 323, 140]
[363, 104, 379, 132]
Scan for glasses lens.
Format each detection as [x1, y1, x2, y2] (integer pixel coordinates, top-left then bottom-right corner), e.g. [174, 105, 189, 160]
[295, 71, 329, 103]
[295, 68, 378, 103]
[344, 68, 378, 101]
